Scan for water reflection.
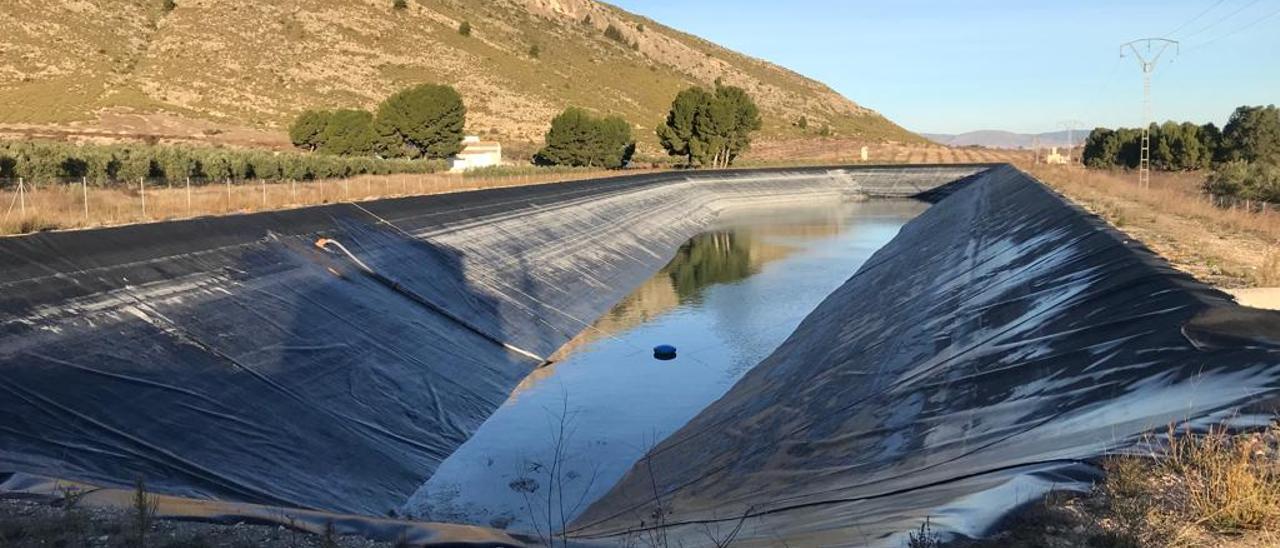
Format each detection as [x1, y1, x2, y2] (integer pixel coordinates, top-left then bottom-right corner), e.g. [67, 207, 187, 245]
[667, 232, 757, 303]
[400, 200, 927, 533]
[546, 230, 778, 364]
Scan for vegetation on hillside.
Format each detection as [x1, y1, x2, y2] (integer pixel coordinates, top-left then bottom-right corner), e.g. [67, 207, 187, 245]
[534, 108, 635, 168]
[1082, 105, 1280, 203]
[289, 84, 466, 160]
[0, 0, 920, 146]
[657, 83, 762, 168]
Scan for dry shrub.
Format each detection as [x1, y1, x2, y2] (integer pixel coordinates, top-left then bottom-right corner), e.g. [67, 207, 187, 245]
[0, 214, 61, 234]
[1163, 424, 1280, 533]
[1031, 165, 1280, 243]
[1256, 248, 1280, 287]
[1096, 423, 1280, 547]
[1099, 457, 1170, 547]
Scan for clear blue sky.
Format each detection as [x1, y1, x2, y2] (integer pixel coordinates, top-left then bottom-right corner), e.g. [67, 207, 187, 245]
[609, 0, 1280, 134]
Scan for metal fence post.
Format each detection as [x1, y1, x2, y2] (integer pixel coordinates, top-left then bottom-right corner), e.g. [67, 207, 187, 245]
[18, 177, 25, 216]
[186, 177, 192, 215]
[261, 179, 266, 208]
[226, 178, 232, 212]
[82, 177, 89, 221]
[139, 177, 146, 218]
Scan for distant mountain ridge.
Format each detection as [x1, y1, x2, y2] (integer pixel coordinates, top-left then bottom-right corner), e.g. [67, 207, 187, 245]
[0, 0, 920, 150]
[923, 129, 1088, 149]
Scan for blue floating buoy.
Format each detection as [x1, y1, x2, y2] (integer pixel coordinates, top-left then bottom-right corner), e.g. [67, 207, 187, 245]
[653, 344, 677, 361]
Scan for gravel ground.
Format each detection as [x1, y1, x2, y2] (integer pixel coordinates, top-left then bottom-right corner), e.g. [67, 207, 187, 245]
[0, 496, 396, 548]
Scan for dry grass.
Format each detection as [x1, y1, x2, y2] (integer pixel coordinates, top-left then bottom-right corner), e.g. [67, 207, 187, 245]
[1257, 250, 1280, 287]
[1029, 165, 1280, 288]
[1162, 425, 1280, 534]
[1096, 423, 1280, 547]
[0, 169, 661, 237]
[954, 422, 1280, 548]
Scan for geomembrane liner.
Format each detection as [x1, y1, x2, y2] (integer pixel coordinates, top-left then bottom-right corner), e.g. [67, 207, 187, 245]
[570, 165, 1280, 546]
[0, 167, 980, 535]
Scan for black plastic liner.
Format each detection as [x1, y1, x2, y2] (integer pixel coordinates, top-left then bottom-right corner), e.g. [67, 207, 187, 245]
[570, 165, 1280, 546]
[0, 166, 986, 522]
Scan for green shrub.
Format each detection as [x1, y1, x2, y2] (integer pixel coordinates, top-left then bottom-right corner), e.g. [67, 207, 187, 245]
[0, 146, 15, 179]
[249, 153, 283, 180]
[458, 21, 471, 36]
[289, 110, 331, 152]
[157, 147, 196, 181]
[393, 0, 407, 9]
[1205, 160, 1280, 203]
[534, 107, 635, 169]
[0, 139, 444, 184]
[373, 84, 466, 159]
[317, 109, 376, 157]
[116, 149, 154, 183]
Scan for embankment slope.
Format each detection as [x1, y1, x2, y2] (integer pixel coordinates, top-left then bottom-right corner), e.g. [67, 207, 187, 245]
[0, 166, 982, 520]
[571, 165, 1280, 546]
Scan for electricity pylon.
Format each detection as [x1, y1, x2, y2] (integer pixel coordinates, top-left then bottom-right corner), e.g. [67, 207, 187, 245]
[1058, 119, 1084, 166]
[1120, 38, 1178, 188]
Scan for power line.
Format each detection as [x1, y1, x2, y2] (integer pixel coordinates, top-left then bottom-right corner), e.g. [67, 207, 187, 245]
[1167, 0, 1228, 36]
[1185, 3, 1280, 52]
[1180, 0, 1264, 40]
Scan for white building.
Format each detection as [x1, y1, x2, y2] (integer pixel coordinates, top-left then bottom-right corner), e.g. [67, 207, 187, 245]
[448, 136, 502, 172]
[1045, 147, 1069, 165]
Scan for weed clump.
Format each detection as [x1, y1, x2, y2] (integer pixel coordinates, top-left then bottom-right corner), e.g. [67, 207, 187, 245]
[1098, 423, 1280, 546]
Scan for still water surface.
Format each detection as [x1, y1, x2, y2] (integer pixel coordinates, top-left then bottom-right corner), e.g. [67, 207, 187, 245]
[401, 200, 926, 532]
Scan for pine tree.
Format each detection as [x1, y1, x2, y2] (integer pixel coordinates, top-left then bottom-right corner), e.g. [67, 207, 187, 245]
[289, 110, 332, 152]
[373, 84, 467, 159]
[317, 109, 376, 156]
[535, 107, 634, 169]
[656, 87, 711, 166]
[1222, 105, 1280, 163]
[656, 84, 760, 168]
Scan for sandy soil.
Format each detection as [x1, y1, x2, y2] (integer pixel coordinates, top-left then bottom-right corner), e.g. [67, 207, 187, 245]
[1225, 288, 1280, 310]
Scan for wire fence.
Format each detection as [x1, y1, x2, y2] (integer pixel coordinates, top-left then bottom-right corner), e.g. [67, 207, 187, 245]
[0, 169, 662, 236]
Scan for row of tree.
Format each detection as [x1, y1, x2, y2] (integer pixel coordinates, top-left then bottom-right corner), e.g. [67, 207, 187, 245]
[1082, 105, 1280, 171]
[292, 81, 763, 171]
[0, 140, 443, 185]
[289, 84, 467, 160]
[531, 83, 762, 170]
[3, 80, 763, 185]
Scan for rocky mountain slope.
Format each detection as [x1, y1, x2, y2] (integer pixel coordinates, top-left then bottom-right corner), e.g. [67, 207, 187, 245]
[0, 0, 919, 151]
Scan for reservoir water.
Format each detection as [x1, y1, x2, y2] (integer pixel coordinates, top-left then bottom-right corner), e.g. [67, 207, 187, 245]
[401, 199, 928, 533]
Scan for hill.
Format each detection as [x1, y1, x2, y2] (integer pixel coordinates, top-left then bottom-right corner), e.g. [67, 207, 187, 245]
[922, 129, 1088, 149]
[0, 0, 921, 154]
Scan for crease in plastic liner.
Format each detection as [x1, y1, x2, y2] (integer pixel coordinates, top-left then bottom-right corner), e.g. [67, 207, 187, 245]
[570, 165, 1280, 546]
[0, 166, 985, 527]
